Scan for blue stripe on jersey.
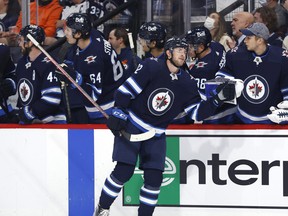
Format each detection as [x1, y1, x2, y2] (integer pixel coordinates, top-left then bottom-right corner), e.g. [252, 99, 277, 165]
[68, 129, 94, 216]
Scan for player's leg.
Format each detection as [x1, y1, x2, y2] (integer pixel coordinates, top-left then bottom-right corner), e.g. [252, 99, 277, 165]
[138, 169, 163, 216]
[138, 134, 166, 216]
[94, 121, 141, 215]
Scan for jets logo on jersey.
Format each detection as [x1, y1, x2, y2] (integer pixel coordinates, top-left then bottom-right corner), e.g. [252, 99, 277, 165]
[148, 88, 174, 116]
[243, 75, 269, 104]
[84, 55, 97, 64]
[42, 57, 51, 63]
[195, 61, 208, 68]
[18, 78, 34, 105]
[25, 62, 31, 69]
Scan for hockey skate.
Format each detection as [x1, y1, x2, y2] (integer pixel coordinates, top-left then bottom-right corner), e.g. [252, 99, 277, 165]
[93, 204, 110, 216]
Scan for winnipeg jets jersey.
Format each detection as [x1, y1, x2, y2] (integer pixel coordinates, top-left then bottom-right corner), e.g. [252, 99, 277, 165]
[216, 45, 288, 124]
[16, 53, 66, 123]
[118, 47, 142, 79]
[115, 58, 219, 136]
[65, 34, 125, 120]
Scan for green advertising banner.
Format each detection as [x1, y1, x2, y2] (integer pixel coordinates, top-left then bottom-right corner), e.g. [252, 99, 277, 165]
[123, 136, 180, 206]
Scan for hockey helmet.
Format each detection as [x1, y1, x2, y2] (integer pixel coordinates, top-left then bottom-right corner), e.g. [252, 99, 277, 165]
[185, 26, 212, 47]
[66, 13, 92, 38]
[164, 37, 188, 52]
[19, 24, 45, 44]
[138, 21, 167, 47]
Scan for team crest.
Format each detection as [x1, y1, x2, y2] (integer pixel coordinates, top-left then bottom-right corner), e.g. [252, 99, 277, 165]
[195, 61, 208, 68]
[18, 78, 34, 105]
[242, 75, 269, 104]
[84, 55, 97, 64]
[42, 57, 51, 63]
[148, 88, 174, 116]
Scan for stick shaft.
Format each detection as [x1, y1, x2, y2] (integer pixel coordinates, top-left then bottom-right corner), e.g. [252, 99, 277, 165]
[27, 34, 109, 119]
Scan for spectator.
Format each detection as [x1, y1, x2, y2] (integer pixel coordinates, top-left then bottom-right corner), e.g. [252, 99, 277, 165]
[281, 0, 288, 48]
[253, 6, 283, 47]
[15, 0, 63, 45]
[108, 27, 142, 79]
[0, 0, 21, 45]
[216, 22, 288, 124]
[60, 13, 125, 123]
[204, 12, 233, 51]
[228, 11, 254, 49]
[16, 25, 66, 124]
[138, 21, 167, 60]
[0, 43, 17, 123]
[260, 0, 286, 34]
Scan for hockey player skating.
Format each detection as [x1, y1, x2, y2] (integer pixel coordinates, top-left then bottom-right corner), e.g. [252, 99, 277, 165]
[93, 37, 236, 216]
[216, 22, 288, 124]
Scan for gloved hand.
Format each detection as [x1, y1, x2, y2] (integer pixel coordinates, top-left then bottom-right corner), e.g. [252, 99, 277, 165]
[55, 63, 82, 87]
[106, 107, 128, 136]
[267, 101, 288, 124]
[211, 81, 236, 106]
[0, 78, 16, 99]
[18, 106, 37, 125]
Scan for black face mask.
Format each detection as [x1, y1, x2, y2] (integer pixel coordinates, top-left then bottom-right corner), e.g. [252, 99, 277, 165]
[38, 0, 52, 6]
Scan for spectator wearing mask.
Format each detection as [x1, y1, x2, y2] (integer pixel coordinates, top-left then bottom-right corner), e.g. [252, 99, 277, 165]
[204, 12, 233, 51]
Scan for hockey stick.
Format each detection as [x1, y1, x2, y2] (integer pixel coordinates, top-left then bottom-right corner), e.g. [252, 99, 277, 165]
[127, 32, 138, 71]
[27, 33, 155, 142]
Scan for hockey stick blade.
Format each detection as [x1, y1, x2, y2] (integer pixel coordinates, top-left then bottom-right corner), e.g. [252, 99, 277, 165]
[26, 33, 155, 142]
[121, 129, 155, 142]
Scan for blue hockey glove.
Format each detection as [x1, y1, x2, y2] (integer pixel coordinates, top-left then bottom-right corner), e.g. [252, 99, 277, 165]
[106, 107, 128, 136]
[18, 106, 36, 124]
[0, 78, 16, 99]
[56, 63, 82, 87]
[211, 81, 235, 106]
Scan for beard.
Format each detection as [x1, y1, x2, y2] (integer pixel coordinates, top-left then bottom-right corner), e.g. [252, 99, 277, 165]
[21, 46, 32, 56]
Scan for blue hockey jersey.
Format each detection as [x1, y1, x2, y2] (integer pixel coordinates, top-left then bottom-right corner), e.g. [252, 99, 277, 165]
[65, 34, 125, 120]
[16, 53, 66, 123]
[115, 58, 220, 136]
[216, 45, 288, 123]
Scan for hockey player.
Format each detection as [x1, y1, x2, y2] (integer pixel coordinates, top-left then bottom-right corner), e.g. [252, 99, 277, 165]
[184, 26, 237, 124]
[216, 22, 288, 124]
[0, 43, 17, 123]
[60, 13, 125, 123]
[108, 27, 142, 79]
[138, 21, 167, 60]
[93, 37, 235, 216]
[16, 25, 66, 124]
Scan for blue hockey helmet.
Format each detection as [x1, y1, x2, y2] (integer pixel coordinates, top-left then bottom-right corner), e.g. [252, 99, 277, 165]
[164, 36, 188, 52]
[19, 24, 45, 44]
[185, 26, 212, 48]
[66, 13, 92, 39]
[138, 21, 167, 48]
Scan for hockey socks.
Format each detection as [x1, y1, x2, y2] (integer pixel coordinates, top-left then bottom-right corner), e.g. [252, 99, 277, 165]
[99, 174, 124, 209]
[138, 185, 160, 216]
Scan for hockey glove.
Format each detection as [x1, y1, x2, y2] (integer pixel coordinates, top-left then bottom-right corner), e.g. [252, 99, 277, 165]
[56, 63, 82, 87]
[211, 81, 235, 106]
[106, 107, 128, 136]
[0, 78, 16, 99]
[18, 106, 37, 125]
[267, 101, 288, 124]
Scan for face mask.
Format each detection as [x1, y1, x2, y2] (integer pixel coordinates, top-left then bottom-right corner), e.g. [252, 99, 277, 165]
[258, 0, 267, 6]
[204, 17, 215, 30]
[38, 0, 52, 6]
